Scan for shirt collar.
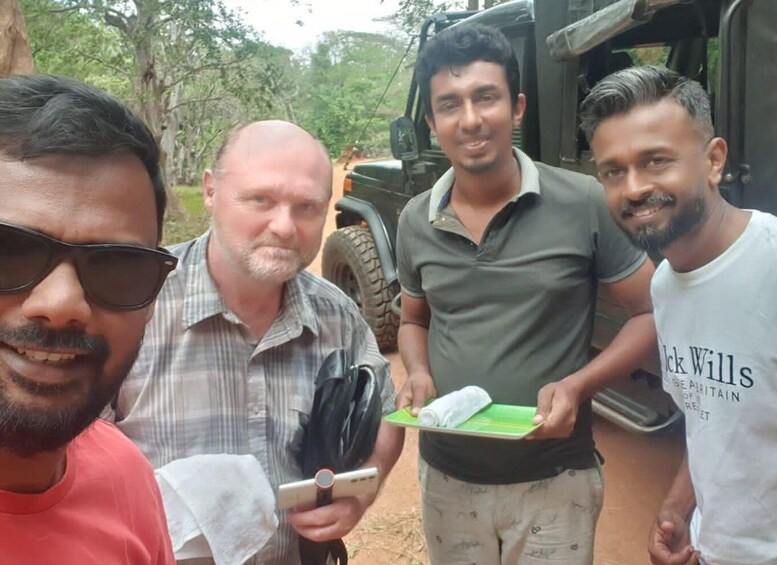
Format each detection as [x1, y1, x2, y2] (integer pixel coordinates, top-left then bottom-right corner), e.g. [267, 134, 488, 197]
[268, 273, 320, 344]
[427, 147, 541, 222]
[182, 231, 227, 329]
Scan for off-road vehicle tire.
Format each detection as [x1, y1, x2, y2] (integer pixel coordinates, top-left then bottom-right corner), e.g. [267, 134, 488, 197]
[322, 226, 399, 350]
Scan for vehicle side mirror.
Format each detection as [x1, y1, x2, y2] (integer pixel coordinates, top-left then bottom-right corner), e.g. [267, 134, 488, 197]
[390, 117, 419, 160]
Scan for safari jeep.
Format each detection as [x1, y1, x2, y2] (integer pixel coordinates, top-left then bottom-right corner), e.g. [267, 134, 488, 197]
[322, 0, 777, 433]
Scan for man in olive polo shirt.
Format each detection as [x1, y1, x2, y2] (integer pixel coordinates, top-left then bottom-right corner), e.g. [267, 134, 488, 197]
[395, 24, 657, 564]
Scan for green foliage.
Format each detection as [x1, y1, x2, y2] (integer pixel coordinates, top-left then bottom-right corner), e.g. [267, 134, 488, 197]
[21, 0, 131, 97]
[161, 185, 210, 246]
[22, 0, 295, 189]
[380, 0, 512, 36]
[627, 46, 670, 66]
[298, 31, 413, 157]
[381, 0, 455, 36]
[170, 41, 300, 184]
[19, 0, 438, 180]
[175, 185, 206, 216]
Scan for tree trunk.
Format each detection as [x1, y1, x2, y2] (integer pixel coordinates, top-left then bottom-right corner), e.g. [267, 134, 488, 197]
[0, 0, 34, 76]
[484, 0, 494, 8]
[159, 22, 182, 187]
[128, 0, 185, 219]
[467, 0, 479, 10]
[161, 80, 182, 184]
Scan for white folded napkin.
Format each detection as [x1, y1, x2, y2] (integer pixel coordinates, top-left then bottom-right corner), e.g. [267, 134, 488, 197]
[418, 385, 492, 429]
[155, 454, 278, 565]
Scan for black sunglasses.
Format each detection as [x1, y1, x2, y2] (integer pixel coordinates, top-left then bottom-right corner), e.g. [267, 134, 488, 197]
[0, 221, 178, 311]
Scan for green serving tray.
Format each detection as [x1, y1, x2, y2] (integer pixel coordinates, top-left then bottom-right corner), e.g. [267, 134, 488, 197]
[384, 403, 542, 440]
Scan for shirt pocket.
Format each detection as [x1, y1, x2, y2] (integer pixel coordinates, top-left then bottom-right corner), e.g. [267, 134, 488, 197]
[286, 394, 311, 469]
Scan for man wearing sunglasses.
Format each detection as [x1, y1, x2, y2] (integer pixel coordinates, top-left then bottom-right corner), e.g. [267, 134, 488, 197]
[108, 120, 404, 564]
[0, 75, 175, 563]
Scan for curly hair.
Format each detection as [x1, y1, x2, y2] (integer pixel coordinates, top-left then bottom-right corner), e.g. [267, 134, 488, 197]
[416, 23, 521, 120]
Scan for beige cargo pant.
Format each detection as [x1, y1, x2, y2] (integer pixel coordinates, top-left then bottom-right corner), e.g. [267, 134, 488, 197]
[419, 459, 604, 564]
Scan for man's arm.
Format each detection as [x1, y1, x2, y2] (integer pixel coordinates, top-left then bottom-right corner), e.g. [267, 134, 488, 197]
[287, 311, 404, 542]
[533, 258, 657, 437]
[649, 451, 699, 565]
[396, 292, 437, 415]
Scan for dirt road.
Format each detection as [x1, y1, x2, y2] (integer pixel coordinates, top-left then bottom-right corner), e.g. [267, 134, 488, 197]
[314, 162, 685, 565]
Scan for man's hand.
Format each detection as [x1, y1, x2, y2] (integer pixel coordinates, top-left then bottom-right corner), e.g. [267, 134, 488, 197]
[396, 371, 436, 416]
[530, 378, 581, 439]
[648, 509, 699, 565]
[287, 495, 369, 542]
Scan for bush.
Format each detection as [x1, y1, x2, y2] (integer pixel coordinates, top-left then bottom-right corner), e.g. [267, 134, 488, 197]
[162, 186, 210, 247]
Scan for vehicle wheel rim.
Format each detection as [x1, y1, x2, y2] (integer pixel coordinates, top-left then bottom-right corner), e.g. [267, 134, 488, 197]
[335, 264, 362, 308]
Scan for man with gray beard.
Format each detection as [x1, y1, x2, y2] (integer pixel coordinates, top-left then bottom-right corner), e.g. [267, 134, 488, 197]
[0, 74, 175, 563]
[109, 121, 403, 564]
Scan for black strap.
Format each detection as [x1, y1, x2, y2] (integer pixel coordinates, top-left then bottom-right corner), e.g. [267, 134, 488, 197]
[296, 350, 382, 564]
[299, 536, 348, 565]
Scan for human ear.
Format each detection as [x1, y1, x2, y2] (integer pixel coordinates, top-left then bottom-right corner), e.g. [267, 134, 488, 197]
[512, 93, 527, 128]
[706, 137, 728, 187]
[202, 169, 216, 214]
[425, 113, 437, 137]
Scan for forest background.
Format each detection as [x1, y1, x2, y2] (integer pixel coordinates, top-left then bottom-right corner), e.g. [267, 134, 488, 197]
[4, 0, 509, 225]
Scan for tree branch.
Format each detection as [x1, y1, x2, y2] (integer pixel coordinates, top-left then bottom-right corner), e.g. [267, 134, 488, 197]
[103, 8, 129, 34]
[41, 6, 81, 14]
[164, 54, 250, 90]
[167, 95, 226, 112]
[71, 49, 132, 78]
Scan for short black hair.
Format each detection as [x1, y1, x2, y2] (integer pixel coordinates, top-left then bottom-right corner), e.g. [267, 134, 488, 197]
[415, 23, 521, 120]
[0, 75, 166, 240]
[580, 65, 714, 144]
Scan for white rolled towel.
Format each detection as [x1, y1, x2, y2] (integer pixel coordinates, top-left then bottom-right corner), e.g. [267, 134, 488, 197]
[418, 386, 492, 429]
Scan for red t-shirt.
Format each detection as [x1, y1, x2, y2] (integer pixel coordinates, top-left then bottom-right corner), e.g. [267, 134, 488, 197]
[0, 420, 174, 564]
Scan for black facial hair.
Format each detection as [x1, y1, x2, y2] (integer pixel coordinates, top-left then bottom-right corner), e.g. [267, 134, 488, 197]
[0, 323, 141, 457]
[620, 192, 707, 254]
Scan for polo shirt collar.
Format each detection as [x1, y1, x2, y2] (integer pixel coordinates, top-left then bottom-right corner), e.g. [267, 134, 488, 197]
[427, 147, 541, 222]
[181, 231, 318, 338]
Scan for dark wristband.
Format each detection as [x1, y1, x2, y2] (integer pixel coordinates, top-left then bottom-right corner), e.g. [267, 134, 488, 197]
[314, 468, 335, 507]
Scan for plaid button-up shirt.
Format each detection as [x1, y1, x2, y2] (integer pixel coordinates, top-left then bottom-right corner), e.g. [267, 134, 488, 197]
[109, 232, 394, 564]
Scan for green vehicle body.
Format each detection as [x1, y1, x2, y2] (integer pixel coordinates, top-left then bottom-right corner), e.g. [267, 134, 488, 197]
[322, 0, 777, 433]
